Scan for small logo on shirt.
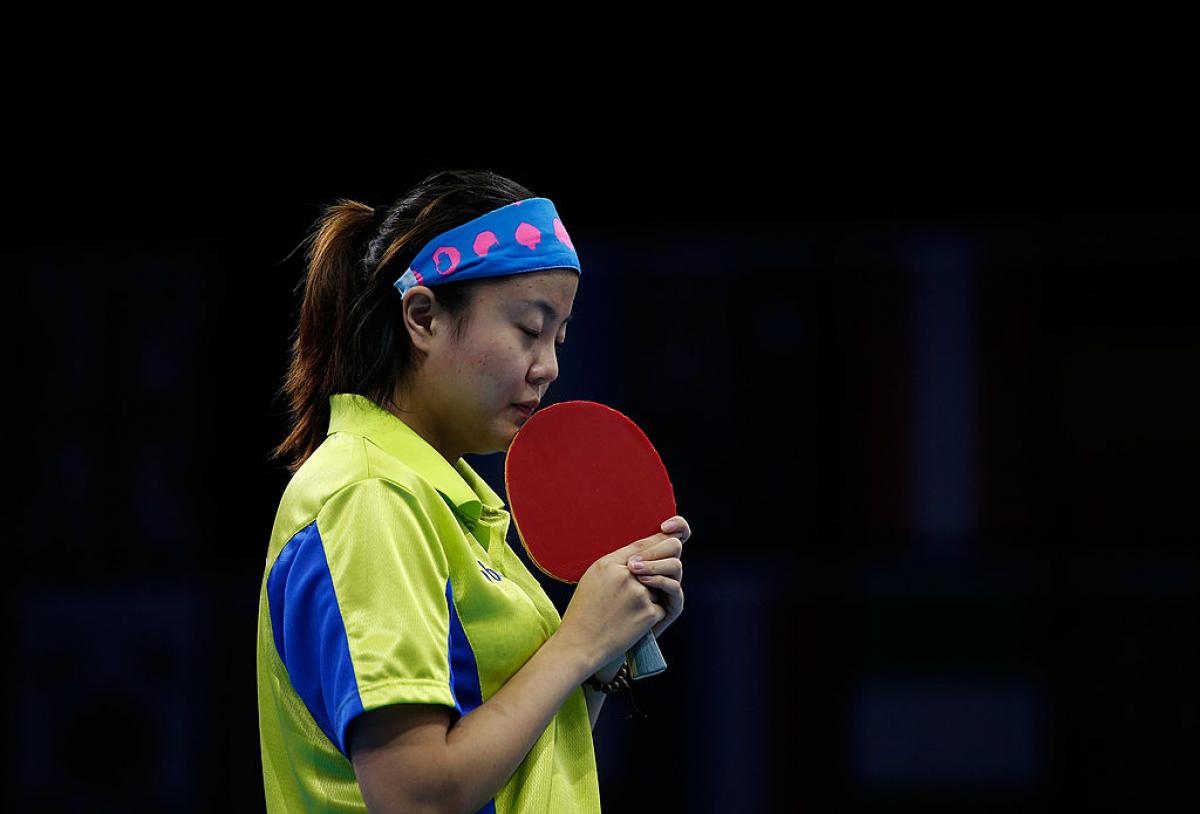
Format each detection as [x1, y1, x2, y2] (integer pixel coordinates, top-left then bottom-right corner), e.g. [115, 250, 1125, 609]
[478, 559, 502, 582]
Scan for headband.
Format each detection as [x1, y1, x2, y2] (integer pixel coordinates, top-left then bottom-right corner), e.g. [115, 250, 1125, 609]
[393, 197, 581, 300]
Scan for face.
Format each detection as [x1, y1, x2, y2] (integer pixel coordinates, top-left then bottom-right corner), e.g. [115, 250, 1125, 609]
[395, 268, 578, 462]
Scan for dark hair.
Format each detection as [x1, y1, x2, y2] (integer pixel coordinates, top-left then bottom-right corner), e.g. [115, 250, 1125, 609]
[270, 168, 536, 474]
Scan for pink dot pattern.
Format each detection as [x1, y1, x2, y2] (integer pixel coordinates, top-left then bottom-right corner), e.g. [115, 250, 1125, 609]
[432, 245, 461, 276]
[474, 230, 499, 256]
[402, 198, 579, 293]
[515, 222, 542, 250]
[553, 218, 574, 251]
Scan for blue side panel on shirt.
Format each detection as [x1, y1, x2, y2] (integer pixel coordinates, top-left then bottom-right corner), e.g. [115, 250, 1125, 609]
[266, 520, 363, 760]
[444, 576, 497, 814]
[267, 521, 500, 806]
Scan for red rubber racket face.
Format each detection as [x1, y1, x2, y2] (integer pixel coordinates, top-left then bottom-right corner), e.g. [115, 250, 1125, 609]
[504, 400, 676, 584]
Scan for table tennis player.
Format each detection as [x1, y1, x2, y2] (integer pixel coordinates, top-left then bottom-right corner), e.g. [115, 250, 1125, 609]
[257, 168, 691, 814]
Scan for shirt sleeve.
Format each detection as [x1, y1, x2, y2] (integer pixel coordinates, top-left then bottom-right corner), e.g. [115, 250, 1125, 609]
[265, 476, 461, 759]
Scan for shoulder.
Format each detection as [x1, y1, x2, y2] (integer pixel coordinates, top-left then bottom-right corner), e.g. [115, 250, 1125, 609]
[270, 431, 460, 558]
[317, 475, 425, 529]
[311, 437, 460, 546]
[283, 431, 439, 516]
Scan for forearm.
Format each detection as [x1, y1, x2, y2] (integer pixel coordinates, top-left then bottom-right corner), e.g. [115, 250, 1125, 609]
[584, 654, 626, 730]
[444, 630, 595, 814]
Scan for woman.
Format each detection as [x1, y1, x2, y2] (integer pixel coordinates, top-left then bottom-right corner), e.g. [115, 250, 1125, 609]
[257, 169, 691, 813]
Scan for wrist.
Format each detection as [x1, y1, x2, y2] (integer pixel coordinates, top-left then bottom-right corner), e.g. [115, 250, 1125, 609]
[548, 628, 602, 685]
[591, 653, 626, 684]
[585, 659, 632, 694]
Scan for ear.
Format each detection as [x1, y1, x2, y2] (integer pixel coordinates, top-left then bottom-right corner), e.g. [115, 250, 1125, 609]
[401, 288, 439, 353]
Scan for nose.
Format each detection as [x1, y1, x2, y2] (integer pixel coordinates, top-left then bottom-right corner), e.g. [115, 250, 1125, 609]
[528, 344, 559, 388]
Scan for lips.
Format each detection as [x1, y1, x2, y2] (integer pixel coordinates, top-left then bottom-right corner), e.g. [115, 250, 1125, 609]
[513, 404, 535, 417]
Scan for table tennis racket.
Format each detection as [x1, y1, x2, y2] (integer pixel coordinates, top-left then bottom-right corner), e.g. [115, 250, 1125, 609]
[504, 400, 675, 680]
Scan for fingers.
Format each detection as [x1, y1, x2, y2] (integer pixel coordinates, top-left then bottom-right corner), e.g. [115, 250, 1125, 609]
[608, 514, 691, 564]
[659, 514, 692, 543]
[626, 535, 682, 567]
[611, 530, 677, 561]
[627, 555, 682, 581]
[635, 574, 683, 616]
[635, 573, 681, 596]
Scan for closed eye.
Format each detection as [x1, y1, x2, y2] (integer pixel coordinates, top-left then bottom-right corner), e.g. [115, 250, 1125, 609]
[520, 326, 566, 348]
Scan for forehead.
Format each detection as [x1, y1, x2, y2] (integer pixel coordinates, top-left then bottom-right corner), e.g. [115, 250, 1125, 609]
[486, 270, 578, 317]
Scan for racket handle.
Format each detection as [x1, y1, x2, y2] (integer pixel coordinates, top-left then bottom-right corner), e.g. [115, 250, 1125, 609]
[626, 630, 667, 680]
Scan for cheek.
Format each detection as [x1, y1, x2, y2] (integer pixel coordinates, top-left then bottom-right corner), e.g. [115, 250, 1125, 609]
[470, 341, 526, 388]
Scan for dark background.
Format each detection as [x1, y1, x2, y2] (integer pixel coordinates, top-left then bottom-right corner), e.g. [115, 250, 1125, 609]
[6, 132, 1199, 811]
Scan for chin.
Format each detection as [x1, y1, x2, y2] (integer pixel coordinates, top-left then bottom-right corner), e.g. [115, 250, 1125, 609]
[488, 417, 520, 451]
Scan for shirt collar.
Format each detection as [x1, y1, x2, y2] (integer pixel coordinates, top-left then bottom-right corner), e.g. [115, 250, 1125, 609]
[326, 392, 506, 527]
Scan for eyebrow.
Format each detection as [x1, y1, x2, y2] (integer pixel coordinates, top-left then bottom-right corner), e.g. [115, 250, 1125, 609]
[519, 298, 573, 324]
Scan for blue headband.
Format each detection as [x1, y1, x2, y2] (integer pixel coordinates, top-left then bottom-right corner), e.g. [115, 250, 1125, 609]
[393, 197, 581, 299]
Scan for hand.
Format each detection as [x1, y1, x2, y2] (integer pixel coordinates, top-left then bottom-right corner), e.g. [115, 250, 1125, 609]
[626, 514, 690, 639]
[558, 529, 676, 674]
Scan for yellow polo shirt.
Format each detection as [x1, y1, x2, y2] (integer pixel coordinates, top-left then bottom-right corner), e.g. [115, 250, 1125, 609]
[257, 392, 601, 813]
